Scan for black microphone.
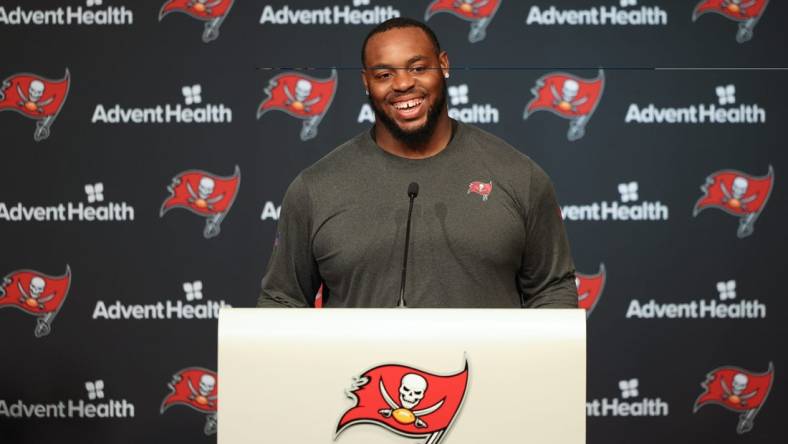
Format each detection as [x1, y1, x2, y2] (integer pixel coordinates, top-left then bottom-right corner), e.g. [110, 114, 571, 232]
[398, 182, 419, 307]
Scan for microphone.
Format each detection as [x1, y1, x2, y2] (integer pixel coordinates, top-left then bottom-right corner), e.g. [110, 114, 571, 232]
[398, 182, 419, 307]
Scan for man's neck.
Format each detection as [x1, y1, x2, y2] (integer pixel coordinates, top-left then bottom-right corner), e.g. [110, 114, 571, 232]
[373, 113, 453, 159]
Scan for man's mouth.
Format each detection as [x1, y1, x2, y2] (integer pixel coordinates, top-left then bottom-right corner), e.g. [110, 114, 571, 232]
[390, 97, 425, 118]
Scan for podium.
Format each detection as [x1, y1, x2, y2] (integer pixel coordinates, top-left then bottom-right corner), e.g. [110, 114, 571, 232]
[218, 308, 585, 444]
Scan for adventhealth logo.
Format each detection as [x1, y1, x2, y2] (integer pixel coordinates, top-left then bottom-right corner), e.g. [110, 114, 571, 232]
[526, 0, 667, 26]
[259, 0, 400, 25]
[0, 183, 134, 222]
[626, 279, 766, 319]
[0, 0, 134, 26]
[626, 84, 766, 124]
[587, 378, 669, 417]
[92, 279, 230, 320]
[92, 83, 232, 124]
[0, 380, 135, 419]
[448, 84, 499, 124]
[561, 182, 669, 222]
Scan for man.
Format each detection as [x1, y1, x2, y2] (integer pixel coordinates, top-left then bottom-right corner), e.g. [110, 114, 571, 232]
[258, 17, 577, 308]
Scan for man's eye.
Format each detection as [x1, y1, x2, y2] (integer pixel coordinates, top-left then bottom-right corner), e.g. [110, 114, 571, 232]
[376, 72, 392, 80]
[410, 66, 427, 73]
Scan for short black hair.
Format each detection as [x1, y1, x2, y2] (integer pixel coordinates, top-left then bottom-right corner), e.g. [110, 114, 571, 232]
[361, 17, 442, 68]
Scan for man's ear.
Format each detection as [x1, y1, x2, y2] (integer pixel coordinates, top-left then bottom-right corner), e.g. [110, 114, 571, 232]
[361, 70, 369, 95]
[439, 51, 450, 78]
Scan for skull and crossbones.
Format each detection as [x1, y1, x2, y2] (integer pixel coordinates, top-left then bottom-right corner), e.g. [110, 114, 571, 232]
[187, 0, 222, 15]
[453, 0, 489, 15]
[721, 0, 756, 16]
[17, 277, 55, 310]
[721, 373, 757, 406]
[550, 79, 588, 114]
[16, 80, 54, 114]
[378, 374, 444, 428]
[187, 374, 218, 407]
[186, 177, 224, 210]
[721, 176, 756, 210]
[284, 80, 321, 113]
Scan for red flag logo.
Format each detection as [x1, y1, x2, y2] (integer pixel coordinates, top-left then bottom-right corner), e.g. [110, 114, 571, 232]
[160, 165, 241, 239]
[694, 363, 774, 434]
[0, 266, 71, 337]
[0, 70, 70, 141]
[161, 367, 218, 435]
[257, 69, 337, 141]
[523, 70, 604, 141]
[693, 166, 773, 238]
[577, 264, 605, 316]
[159, 0, 234, 42]
[425, 0, 501, 43]
[467, 180, 493, 201]
[692, 0, 769, 42]
[337, 361, 469, 444]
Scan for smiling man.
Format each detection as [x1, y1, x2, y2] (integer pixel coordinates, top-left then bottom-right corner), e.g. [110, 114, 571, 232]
[258, 17, 577, 308]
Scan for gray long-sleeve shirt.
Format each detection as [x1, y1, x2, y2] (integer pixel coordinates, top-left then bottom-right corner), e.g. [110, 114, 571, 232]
[258, 121, 578, 308]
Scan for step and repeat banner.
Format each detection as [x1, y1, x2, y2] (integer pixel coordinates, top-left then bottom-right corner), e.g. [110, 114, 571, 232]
[0, 0, 785, 443]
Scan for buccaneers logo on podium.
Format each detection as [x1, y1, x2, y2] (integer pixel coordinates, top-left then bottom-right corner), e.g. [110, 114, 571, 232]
[161, 367, 218, 435]
[693, 166, 773, 238]
[692, 0, 770, 43]
[159, 0, 234, 43]
[337, 361, 469, 444]
[0, 266, 71, 338]
[0, 70, 70, 142]
[160, 166, 241, 239]
[523, 69, 604, 142]
[425, 0, 501, 43]
[694, 363, 774, 434]
[576, 264, 605, 317]
[257, 69, 338, 141]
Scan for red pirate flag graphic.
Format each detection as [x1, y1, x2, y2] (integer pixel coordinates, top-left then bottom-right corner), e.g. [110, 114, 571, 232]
[159, 0, 234, 42]
[161, 367, 218, 435]
[467, 180, 493, 201]
[257, 69, 338, 141]
[337, 361, 468, 444]
[0, 70, 70, 141]
[694, 363, 774, 434]
[160, 165, 241, 239]
[692, 0, 769, 43]
[523, 69, 604, 142]
[693, 166, 773, 238]
[424, 0, 501, 43]
[576, 264, 605, 316]
[0, 266, 71, 338]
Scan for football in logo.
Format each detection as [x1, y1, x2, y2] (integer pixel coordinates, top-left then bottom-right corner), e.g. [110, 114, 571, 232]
[337, 361, 469, 444]
[160, 165, 241, 239]
[693, 166, 773, 238]
[0, 266, 71, 337]
[523, 69, 604, 141]
[159, 0, 234, 43]
[0, 70, 70, 141]
[257, 69, 338, 141]
[694, 362, 774, 434]
[161, 367, 218, 435]
[692, 0, 770, 43]
[425, 0, 501, 43]
[576, 264, 605, 316]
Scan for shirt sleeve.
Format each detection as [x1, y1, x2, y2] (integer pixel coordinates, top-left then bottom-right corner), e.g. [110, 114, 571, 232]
[518, 164, 578, 308]
[257, 174, 321, 308]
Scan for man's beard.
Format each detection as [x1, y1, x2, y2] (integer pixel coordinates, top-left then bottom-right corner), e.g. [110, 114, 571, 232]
[369, 78, 447, 150]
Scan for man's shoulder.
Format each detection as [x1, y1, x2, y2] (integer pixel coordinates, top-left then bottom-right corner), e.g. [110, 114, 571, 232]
[459, 122, 538, 170]
[300, 131, 370, 182]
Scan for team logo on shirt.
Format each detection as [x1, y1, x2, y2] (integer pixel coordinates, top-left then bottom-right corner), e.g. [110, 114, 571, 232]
[257, 69, 338, 141]
[523, 69, 604, 141]
[161, 367, 218, 435]
[577, 264, 605, 317]
[159, 0, 234, 43]
[0, 266, 71, 337]
[424, 0, 501, 43]
[337, 360, 468, 444]
[467, 180, 493, 201]
[693, 362, 774, 434]
[692, 166, 773, 238]
[0, 70, 70, 141]
[692, 0, 769, 43]
[160, 166, 241, 239]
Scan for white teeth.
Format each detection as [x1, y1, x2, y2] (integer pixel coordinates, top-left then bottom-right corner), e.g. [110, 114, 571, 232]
[393, 98, 423, 110]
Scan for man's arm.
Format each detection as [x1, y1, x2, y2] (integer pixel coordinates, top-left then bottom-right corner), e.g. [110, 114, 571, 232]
[257, 174, 321, 308]
[518, 165, 578, 308]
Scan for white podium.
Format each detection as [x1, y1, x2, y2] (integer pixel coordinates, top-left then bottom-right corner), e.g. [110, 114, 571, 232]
[219, 308, 585, 444]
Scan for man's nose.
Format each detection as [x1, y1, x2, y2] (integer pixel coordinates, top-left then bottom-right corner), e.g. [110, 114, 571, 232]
[392, 70, 415, 92]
